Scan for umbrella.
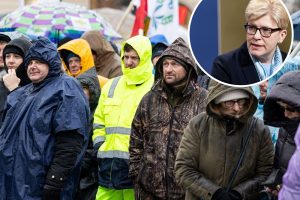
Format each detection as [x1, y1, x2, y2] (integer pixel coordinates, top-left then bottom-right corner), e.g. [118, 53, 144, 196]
[0, 28, 31, 41]
[0, 2, 122, 44]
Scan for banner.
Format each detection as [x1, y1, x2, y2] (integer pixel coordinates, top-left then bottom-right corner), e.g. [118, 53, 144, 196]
[147, 0, 179, 43]
[131, 0, 147, 36]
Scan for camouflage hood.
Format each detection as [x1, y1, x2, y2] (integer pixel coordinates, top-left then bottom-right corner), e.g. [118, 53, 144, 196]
[155, 37, 198, 80]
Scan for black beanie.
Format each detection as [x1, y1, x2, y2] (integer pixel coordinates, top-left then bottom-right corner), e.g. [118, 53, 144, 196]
[0, 34, 11, 43]
[164, 56, 189, 72]
[3, 45, 24, 58]
[152, 42, 168, 60]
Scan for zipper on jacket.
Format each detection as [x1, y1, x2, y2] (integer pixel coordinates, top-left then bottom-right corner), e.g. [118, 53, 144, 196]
[109, 158, 114, 186]
[278, 132, 288, 169]
[165, 106, 175, 200]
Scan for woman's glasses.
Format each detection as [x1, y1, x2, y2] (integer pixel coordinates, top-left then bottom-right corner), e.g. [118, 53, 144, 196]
[223, 99, 248, 108]
[244, 24, 282, 38]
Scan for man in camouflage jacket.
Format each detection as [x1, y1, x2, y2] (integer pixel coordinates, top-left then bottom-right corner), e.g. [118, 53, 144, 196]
[129, 37, 208, 200]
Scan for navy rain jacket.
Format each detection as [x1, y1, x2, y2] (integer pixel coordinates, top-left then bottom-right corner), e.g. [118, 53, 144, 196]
[0, 37, 90, 200]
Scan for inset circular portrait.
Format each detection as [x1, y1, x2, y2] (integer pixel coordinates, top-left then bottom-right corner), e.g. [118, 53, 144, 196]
[189, 0, 293, 86]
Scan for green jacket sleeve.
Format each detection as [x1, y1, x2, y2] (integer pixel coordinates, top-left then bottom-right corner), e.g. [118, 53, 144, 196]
[233, 121, 274, 198]
[175, 115, 221, 199]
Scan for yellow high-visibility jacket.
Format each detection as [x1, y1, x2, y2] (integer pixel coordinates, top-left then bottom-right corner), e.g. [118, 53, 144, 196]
[93, 35, 154, 189]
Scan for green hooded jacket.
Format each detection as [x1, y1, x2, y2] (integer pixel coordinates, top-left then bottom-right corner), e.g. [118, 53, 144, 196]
[175, 82, 274, 200]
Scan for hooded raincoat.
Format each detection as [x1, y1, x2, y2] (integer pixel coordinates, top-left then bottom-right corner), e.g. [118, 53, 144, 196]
[129, 37, 208, 200]
[58, 38, 101, 200]
[264, 71, 300, 185]
[93, 35, 154, 190]
[57, 38, 100, 115]
[279, 125, 300, 200]
[81, 30, 122, 78]
[0, 37, 89, 200]
[58, 38, 107, 88]
[175, 83, 274, 200]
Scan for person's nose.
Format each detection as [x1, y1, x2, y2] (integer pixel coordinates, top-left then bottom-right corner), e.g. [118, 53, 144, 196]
[28, 62, 37, 69]
[6, 57, 14, 64]
[164, 64, 174, 72]
[69, 62, 76, 68]
[232, 102, 241, 112]
[253, 29, 262, 39]
[284, 109, 291, 118]
[125, 58, 133, 67]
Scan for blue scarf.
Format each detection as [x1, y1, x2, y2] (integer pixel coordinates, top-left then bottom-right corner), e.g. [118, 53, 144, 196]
[249, 46, 283, 81]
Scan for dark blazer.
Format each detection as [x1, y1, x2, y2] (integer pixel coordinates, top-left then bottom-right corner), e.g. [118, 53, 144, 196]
[211, 42, 286, 85]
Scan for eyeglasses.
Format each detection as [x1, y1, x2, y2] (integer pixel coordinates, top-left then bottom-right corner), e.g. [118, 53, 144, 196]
[244, 24, 282, 38]
[223, 99, 248, 108]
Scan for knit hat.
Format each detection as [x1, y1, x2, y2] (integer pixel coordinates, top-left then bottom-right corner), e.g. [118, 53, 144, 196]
[66, 52, 80, 63]
[163, 56, 189, 71]
[0, 33, 11, 43]
[214, 89, 249, 104]
[3, 45, 24, 58]
[152, 42, 168, 60]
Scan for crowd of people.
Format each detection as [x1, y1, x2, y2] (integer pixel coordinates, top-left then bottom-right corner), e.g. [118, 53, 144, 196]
[0, 0, 300, 200]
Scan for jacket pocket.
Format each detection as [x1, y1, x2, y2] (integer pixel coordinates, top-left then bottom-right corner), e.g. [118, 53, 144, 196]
[103, 99, 122, 126]
[138, 161, 165, 196]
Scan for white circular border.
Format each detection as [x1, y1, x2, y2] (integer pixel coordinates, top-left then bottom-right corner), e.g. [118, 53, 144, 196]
[188, 0, 294, 88]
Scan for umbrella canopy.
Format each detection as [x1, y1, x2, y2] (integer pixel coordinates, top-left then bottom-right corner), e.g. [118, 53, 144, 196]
[0, 2, 122, 44]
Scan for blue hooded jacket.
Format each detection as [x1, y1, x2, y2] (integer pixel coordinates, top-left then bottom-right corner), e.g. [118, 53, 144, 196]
[0, 37, 90, 200]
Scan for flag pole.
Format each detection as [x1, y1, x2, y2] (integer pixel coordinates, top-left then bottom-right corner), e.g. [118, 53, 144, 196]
[19, 0, 25, 8]
[116, 0, 135, 32]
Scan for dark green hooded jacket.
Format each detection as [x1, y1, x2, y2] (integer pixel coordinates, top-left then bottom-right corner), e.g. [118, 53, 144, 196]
[175, 82, 274, 200]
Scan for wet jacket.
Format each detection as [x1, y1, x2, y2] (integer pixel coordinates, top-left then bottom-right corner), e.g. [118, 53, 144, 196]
[279, 125, 300, 200]
[0, 37, 32, 128]
[129, 37, 208, 200]
[58, 38, 100, 115]
[0, 37, 90, 200]
[58, 38, 107, 89]
[58, 38, 101, 199]
[175, 83, 274, 200]
[81, 30, 122, 78]
[93, 35, 154, 189]
[75, 67, 101, 200]
[0, 73, 8, 128]
[211, 42, 287, 85]
[264, 70, 300, 185]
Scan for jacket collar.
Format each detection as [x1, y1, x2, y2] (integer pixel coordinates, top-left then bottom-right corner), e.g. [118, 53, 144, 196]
[153, 79, 197, 100]
[237, 42, 260, 83]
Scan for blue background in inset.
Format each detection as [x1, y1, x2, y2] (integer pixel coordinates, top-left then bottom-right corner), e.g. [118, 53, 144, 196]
[190, 0, 218, 73]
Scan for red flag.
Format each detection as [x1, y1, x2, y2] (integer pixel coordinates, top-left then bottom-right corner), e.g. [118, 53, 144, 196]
[131, 0, 148, 36]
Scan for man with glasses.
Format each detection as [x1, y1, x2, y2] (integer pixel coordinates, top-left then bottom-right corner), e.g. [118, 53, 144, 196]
[175, 81, 274, 200]
[211, 0, 289, 85]
[262, 71, 300, 199]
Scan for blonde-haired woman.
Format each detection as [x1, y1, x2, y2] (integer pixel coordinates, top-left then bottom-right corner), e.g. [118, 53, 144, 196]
[211, 0, 289, 85]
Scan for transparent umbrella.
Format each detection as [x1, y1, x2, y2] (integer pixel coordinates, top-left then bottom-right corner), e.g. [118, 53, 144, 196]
[0, 1, 122, 44]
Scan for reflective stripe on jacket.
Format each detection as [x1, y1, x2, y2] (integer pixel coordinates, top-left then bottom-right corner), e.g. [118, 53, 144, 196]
[93, 35, 154, 189]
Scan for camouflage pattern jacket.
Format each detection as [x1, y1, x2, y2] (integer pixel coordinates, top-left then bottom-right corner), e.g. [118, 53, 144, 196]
[129, 79, 207, 200]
